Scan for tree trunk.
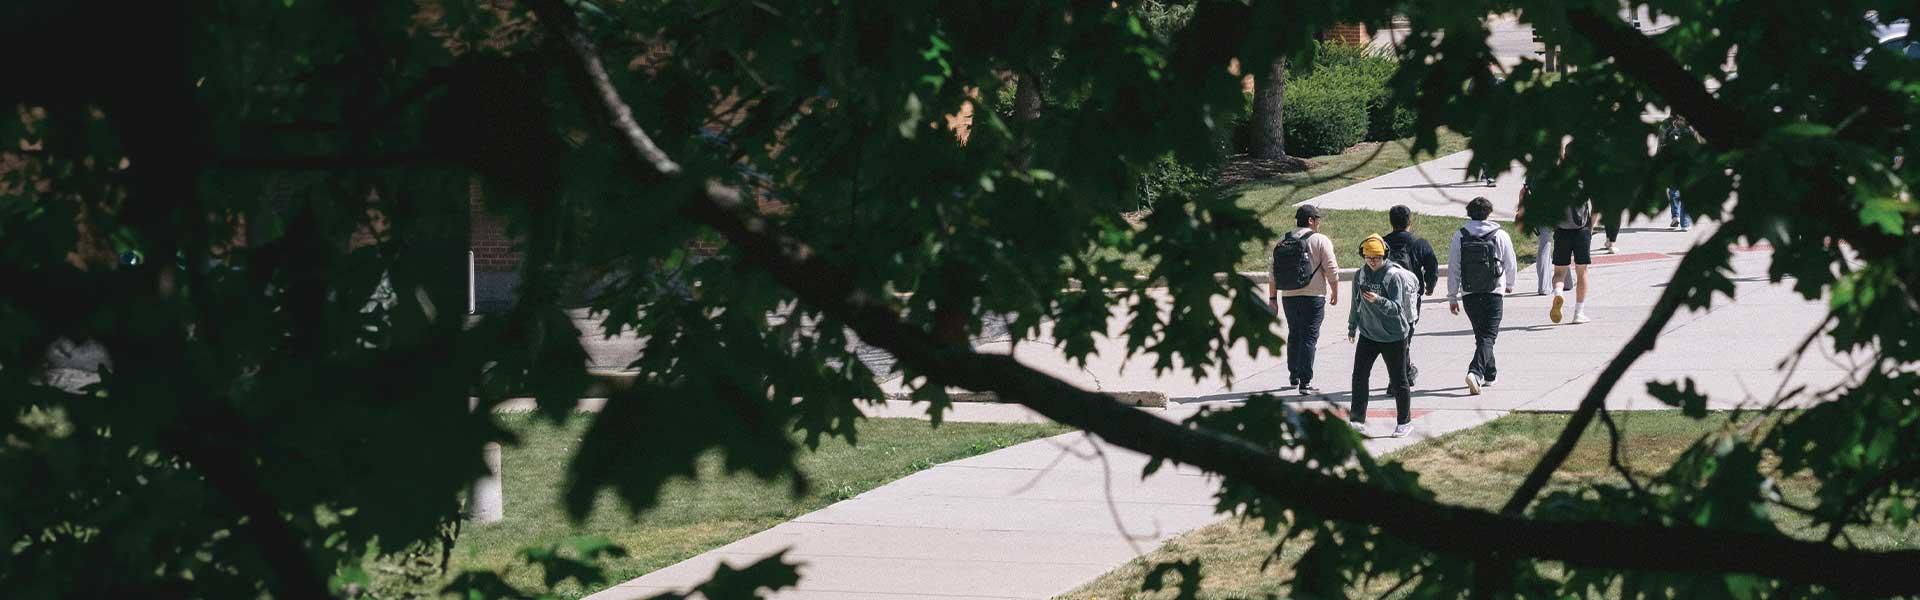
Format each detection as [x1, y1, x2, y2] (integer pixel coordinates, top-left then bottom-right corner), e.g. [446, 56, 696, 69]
[1251, 57, 1287, 159]
[1012, 70, 1045, 169]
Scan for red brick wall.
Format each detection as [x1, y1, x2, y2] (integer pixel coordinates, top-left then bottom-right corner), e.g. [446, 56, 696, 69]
[1325, 22, 1370, 45]
[468, 177, 521, 272]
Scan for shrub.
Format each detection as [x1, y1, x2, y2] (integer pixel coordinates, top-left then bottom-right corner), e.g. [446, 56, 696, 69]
[1135, 151, 1215, 210]
[1282, 71, 1371, 156]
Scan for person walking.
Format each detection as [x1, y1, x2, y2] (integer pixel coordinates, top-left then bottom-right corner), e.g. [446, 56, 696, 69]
[1517, 183, 1574, 296]
[1599, 212, 1621, 254]
[1447, 197, 1519, 395]
[1660, 114, 1700, 231]
[1346, 234, 1420, 437]
[1550, 196, 1597, 324]
[1382, 205, 1438, 386]
[1268, 204, 1340, 395]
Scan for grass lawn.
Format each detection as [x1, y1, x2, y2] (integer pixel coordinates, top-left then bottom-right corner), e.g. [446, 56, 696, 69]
[1228, 131, 1474, 274]
[424, 415, 1070, 598]
[1061, 412, 1918, 599]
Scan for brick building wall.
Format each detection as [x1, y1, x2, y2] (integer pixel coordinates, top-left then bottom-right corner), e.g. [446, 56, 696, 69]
[1324, 22, 1370, 45]
[468, 177, 521, 272]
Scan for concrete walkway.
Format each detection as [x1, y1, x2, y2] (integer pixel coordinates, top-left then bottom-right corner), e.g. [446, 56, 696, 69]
[586, 153, 1852, 600]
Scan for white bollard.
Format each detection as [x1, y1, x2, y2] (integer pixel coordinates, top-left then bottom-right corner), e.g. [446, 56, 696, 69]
[468, 442, 504, 523]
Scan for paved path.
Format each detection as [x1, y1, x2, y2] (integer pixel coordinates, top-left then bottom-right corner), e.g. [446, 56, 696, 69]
[588, 153, 1851, 600]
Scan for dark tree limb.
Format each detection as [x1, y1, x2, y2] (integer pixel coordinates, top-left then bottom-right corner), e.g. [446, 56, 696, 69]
[526, 0, 681, 175]
[540, 2, 1920, 594]
[1500, 229, 1734, 516]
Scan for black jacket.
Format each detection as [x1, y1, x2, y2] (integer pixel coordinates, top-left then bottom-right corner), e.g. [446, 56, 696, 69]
[1382, 230, 1440, 296]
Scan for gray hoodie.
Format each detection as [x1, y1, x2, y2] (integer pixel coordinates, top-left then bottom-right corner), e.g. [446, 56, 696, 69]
[1446, 219, 1520, 300]
[1348, 262, 1419, 342]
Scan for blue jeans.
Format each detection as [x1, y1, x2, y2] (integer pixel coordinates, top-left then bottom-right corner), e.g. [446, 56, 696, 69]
[1281, 296, 1326, 385]
[1668, 188, 1692, 227]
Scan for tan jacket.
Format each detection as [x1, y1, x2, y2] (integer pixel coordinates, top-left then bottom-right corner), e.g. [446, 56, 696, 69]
[1278, 228, 1340, 298]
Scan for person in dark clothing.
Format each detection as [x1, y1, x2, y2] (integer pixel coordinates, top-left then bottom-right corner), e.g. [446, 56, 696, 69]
[1382, 205, 1438, 386]
[1447, 197, 1519, 394]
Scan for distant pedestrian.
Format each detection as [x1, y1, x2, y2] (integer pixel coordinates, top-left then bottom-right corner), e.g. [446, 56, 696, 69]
[1383, 205, 1438, 386]
[1346, 234, 1419, 438]
[1517, 184, 1574, 296]
[1268, 204, 1340, 395]
[1599, 212, 1621, 254]
[1447, 197, 1519, 395]
[1550, 196, 1597, 324]
[1660, 114, 1701, 231]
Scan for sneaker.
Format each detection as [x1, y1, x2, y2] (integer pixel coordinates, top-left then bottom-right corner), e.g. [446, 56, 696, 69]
[1348, 420, 1367, 435]
[1571, 308, 1591, 324]
[1298, 383, 1321, 396]
[1603, 243, 1617, 255]
[1550, 295, 1565, 323]
[1465, 372, 1483, 395]
[1392, 423, 1414, 438]
[1669, 218, 1680, 229]
[1680, 224, 1691, 232]
[1482, 377, 1497, 387]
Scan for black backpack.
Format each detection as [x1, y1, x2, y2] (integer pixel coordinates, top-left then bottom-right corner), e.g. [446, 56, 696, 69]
[1271, 231, 1319, 291]
[1387, 238, 1417, 279]
[1458, 227, 1501, 294]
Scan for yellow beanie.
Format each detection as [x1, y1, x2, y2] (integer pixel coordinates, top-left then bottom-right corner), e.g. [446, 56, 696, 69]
[1360, 234, 1387, 257]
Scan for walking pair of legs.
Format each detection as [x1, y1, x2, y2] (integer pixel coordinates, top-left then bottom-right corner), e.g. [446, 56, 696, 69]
[1350, 335, 1413, 437]
[1462, 293, 1502, 395]
[1282, 296, 1324, 394]
[1550, 226, 1593, 324]
[1533, 225, 1575, 295]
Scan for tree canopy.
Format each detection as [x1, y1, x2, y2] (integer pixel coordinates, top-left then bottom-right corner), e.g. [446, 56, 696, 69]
[3, 0, 1918, 598]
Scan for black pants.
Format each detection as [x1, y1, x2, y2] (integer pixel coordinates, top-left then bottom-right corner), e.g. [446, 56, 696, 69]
[1282, 296, 1325, 385]
[1351, 335, 1412, 425]
[1463, 293, 1504, 381]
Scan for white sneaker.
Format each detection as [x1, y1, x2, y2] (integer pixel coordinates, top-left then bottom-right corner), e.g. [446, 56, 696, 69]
[1347, 420, 1367, 437]
[1571, 309, 1591, 324]
[1465, 372, 1483, 395]
[1482, 377, 1497, 387]
[1392, 423, 1414, 438]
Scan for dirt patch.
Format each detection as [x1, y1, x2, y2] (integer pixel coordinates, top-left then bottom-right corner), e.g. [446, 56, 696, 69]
[1213, 154, 1320, 188]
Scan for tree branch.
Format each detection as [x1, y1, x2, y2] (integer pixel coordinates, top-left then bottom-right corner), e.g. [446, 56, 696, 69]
[526, 0, 680, 175]
[542, 2, 1920, 594]
[1500, 228, 1733, 516]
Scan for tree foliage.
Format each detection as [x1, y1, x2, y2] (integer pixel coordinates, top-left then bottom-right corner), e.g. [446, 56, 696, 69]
[3, 0, 1919, 598]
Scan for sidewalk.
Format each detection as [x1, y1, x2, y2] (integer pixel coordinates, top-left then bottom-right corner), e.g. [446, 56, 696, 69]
[586, 152, 1853, 599]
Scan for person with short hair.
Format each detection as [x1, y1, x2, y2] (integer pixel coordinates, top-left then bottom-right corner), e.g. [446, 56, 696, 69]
[1346, 234, 1420, 438]
[1382, 205, 1438, 386]
[1268, 204, 1340, 395]
[1447, 197, 1519, 394]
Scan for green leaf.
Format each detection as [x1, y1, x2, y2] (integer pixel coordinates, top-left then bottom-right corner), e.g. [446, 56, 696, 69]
[1773, 122, 1835, 137]
[1858, 197, 1912, 235]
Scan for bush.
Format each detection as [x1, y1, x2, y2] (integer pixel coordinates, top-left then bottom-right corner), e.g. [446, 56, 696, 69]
[1282, 43, 1414, 149]
[1135, 152, 1215, 210]
[1282, 72, 1371, 156]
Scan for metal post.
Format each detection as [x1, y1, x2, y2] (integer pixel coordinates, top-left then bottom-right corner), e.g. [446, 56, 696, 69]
[467, 250, 476, 315]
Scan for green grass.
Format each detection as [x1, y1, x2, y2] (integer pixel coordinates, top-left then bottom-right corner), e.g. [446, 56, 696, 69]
[1060, 412, 1919, 599]
[1229, 131, 1473, 273]
[421, 415, 1070, 598]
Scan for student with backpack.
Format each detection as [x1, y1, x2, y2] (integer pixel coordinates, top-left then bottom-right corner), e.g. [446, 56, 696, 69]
[1346, 234, 1420, 438]
[1382, 206, 1438, 386]
[1267, 204, 1340, 395]
[1447, 197, 1519, 395]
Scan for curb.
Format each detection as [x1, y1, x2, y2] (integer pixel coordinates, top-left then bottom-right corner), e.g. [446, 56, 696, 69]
[884, 391, 1167, 408]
